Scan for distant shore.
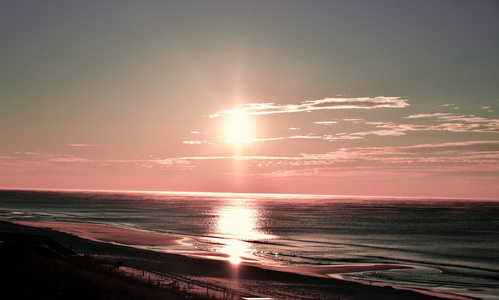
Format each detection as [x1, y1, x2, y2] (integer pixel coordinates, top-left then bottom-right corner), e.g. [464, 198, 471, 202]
[0, 220, 473, 299]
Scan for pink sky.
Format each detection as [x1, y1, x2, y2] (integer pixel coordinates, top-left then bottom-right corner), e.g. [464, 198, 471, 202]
[1, 1, 498, 198]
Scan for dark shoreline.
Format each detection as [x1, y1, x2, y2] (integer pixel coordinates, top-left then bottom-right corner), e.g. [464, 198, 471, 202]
[0, 220, 449, 299]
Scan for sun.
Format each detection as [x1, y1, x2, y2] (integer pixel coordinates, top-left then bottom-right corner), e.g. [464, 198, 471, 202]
[223, 113, 254, 143]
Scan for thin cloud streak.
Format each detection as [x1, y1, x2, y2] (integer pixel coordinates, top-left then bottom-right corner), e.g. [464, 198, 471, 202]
[404, 113, 452, 119]
[224, 137, 286, 143]
[7, 140, 497, 169]
[183, 140, 207, 145]
[289, 135, 323, 139]
[314, 121, 338, 125]
[315, 113, 499, 142]
[49, 158, 90, 163]
[67, 144, 100, 147]
[301, 141, 499, 163]
[210, 97, 409, 118]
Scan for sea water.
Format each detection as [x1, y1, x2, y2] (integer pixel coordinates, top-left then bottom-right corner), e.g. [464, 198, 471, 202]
[1, 189, 498, 299]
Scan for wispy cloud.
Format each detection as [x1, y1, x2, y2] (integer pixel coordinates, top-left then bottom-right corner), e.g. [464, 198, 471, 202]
[204, 108, 499, 147]
[289, 135, 323, 139]
[183, 140, 207, 145]
[481, 106, 495, 113]
[180, 141, 499, 181]
[439, 103, 460, 110]
[323, 134, 364, 141]
[402, 113, 499, 132]
[404, 113, 452, 119]
[314, 121, 338, 125]
[67, 144, 100, 147]
[4, 140, 498, 193]
[223, 137, 286, 143]
[301, 141, 499, 163]
[210, 96, 409, 118]
[15, 151, 42, 155]
[315, 118, 365, 126]
[49, 158, 90, 163]
[354, 130, 407, 137]
[0, 156, 20, 159]
[317, 113, 499, 142]
[400, 140, 499, 152]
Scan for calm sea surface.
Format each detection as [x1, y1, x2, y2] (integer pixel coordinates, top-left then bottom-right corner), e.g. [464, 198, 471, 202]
[1, 189, 498, 299]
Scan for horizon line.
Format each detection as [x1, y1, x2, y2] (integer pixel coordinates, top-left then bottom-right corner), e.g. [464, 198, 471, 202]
[1, 187, 498, 201]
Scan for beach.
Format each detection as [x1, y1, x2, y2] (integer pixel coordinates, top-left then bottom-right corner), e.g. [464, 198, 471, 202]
[0, 219, 471, 299]
[1, 190, 497, 299]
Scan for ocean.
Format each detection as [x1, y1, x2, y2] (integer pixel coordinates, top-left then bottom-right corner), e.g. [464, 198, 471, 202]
[1, 189, 498, 299]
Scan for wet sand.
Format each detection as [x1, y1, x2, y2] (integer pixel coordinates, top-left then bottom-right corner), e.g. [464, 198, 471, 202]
[0, 220, 464, 299]
[15, 220, 182, 246]
[252, 263, 411, 277]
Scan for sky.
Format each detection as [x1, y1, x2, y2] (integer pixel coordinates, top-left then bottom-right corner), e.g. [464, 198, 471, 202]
[1, 0, 499, 198]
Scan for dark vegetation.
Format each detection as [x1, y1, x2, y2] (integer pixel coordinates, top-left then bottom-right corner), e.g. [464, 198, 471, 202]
[0, 233, 216, 300]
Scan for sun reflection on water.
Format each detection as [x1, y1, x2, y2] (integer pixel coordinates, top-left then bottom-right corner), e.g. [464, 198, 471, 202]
[214, 200, 273, 263]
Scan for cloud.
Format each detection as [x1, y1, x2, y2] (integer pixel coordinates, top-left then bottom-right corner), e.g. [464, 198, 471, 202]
[1, 150, 197, 172]
[206, 110, 499, 147]
[353, 130, 406, 137]
[4, 140, 497, 193]
[224, 137, 286, 143]
[296, 141, 499, 169]
[289, 135, 322, 139]
[315, 118, 365, 126]
[372, 121, 485, 133]
[49, 158, 90, 163]
[439, 103, 460, 109]
[481, 106, 495, 113]
[178, 155, 300, 161]
[314, 121, 338, 125]
[400, 140, 499, 152]
[210, 96, 409, 118]
[402, 113, 499, 132]
[342, 119, 366, 123]
[183, 140, 207, 145]
[14, 151, 42, 155]
[323, 134, 364, 141]
[168, 140, 499, 183]
[404, 113, 451, 119]
[177, 141, 499, 167]
[67, 144, 100, 147]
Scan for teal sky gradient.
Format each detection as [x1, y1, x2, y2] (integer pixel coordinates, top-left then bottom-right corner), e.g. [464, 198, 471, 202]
[1, 0, 499, 197]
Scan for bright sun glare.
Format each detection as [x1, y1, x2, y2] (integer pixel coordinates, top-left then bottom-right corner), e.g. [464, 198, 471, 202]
[216, 203, 274, 265]
[228, 255, 242, 265]
[223, 113, 253, 143]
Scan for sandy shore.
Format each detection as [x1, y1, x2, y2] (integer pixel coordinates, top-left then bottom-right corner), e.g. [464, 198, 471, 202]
[10, 220, 413, 278]
[14, 220, 182, 246]
[254, 263, 412, 277]
[0, 220, 464, 299]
